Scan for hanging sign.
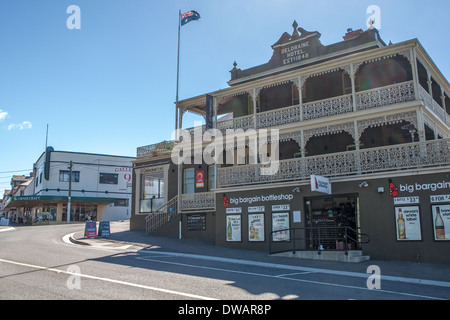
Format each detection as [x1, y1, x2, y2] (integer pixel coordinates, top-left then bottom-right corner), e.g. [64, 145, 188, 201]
[311, 175, 331, 194]
[85, 221, 97, 238]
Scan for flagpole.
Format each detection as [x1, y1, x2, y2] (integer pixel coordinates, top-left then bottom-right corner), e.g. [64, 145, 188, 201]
[175, 9, 181, 139]
[176, 9, 182, 240]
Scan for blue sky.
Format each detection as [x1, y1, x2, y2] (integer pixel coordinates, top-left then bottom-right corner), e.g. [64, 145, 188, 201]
[0, 0, 449, 195]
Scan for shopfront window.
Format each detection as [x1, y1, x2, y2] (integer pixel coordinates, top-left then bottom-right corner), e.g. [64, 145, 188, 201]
[140, 172, 165, 213]
[183, 168, 195, 194]
[62, 204, 97, 222]
[40, 206, 57, 221]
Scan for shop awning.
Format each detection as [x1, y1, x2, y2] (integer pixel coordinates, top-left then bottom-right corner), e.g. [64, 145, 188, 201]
[5, 195, 114, 208]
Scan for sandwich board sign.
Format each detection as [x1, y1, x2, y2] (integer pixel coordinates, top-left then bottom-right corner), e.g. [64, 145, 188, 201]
[85, 221, 97, 238]
[98, 221, 111, 237]
[311, 175, 331, 194]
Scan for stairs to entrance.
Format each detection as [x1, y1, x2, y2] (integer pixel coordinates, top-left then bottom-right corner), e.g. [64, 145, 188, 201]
[145, 196, 179, 235]
[272, 250, 370, 263]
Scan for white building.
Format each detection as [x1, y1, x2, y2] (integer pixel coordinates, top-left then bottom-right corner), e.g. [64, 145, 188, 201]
[5, 147, 135, 224]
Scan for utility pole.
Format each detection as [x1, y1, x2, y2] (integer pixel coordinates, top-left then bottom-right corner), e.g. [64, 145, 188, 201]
[67, 161, 73, 224]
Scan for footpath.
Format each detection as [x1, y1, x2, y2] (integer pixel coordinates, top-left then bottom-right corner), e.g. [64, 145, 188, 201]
[67, 220, 450, 288]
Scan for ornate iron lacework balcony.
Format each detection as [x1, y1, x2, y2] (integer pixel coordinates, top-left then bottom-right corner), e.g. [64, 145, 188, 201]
[216, 138, 450, 188]
[217, 81, 417, 132]
[137, 141, 175, 159]
[418, 85, 449, 126]
[180, 192, 216, 212]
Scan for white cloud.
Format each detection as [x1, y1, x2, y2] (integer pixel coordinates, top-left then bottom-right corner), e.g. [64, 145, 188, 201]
[8, 121, 32, 130]
[0, 110, 8, 121]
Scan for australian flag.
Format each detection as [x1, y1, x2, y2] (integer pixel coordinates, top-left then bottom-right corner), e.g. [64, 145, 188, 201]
[180, 10, 200, 26]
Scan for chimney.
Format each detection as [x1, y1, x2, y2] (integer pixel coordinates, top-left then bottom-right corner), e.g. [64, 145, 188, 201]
[343, 28, 363, 41]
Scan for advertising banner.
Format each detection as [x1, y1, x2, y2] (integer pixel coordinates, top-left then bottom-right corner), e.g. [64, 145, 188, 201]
[248, 214, 265, 242]
[272, 212, 290, 241]
[432, 205, 450, 241]
[226, 215, 241, 242]
[394, 206, 421, 241]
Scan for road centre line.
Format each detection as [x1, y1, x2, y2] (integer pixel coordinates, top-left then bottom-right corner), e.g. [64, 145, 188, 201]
[136, 255, 446, 300]
[139, 250, 450, 289]
[0, 258, 217, 300]
[276, 272, 314, 277]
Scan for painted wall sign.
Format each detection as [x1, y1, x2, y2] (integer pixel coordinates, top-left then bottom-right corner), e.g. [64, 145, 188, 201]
[228, 193, 294, 206]
[281, 40, 311, 65]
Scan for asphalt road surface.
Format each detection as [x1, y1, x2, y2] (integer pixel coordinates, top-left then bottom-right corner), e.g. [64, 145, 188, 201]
[1, 222, 449, 311]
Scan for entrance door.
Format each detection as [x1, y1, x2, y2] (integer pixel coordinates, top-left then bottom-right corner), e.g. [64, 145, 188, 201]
[304, 194, 359, 250]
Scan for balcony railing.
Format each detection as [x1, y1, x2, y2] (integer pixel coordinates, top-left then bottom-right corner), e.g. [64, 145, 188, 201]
[181, 192, 215, 212]
[418, 85, 449, 125]
[217, 138, 450, 188]
[216, 81, 417, 132]
[137, 141, 174, 159]
[137, 81, 449, 160]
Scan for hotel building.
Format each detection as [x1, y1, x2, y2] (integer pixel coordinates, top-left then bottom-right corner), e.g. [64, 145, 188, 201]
[132, 22, 450, 264]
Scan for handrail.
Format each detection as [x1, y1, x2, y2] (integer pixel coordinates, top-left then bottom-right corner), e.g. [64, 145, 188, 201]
[145, 195, 178, 234]
[269, 226, 370, 256]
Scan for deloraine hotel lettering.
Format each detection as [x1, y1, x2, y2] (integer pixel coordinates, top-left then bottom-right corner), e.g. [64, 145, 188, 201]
[281, 40, 310, 65]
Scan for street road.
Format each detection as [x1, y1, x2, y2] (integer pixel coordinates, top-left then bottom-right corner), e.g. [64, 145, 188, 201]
[0, 223, 449, 308]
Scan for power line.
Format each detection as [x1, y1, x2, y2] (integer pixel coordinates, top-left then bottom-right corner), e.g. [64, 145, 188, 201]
[0, 169, 32, 174]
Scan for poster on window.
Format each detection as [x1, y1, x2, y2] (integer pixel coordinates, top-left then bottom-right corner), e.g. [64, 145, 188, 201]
[272, 212, 290, 242]
[196, 170, 204, 188]
[432, 205, 450, 241]
[249, 214, 265, 242]
[226, 215, 241, 242]
[394, 206, 422, 241]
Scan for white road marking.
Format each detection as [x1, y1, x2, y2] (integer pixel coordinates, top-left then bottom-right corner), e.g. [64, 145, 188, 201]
[139, 250, 450, 289]
[137, 255, 447, 300]
[0, 258, 217, 300]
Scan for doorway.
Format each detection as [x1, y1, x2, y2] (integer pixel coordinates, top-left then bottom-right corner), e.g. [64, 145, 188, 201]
[304, 194, 360, 250]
